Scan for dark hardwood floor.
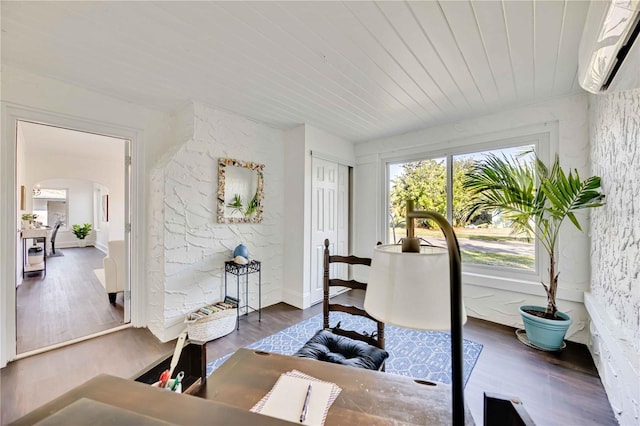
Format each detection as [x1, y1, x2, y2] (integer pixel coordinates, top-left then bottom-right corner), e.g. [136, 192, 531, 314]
[17, 247, 125, 354]
[2, 290, 616, 425]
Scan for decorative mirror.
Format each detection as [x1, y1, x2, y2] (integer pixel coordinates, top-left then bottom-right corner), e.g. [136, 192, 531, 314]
[217, 158, 265, 223]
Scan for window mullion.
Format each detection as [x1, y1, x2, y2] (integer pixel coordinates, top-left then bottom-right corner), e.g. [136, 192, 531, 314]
[446, 154, 453, 223]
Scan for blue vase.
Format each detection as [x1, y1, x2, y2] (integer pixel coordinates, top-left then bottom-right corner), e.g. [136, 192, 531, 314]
[233, 244, 249, 259]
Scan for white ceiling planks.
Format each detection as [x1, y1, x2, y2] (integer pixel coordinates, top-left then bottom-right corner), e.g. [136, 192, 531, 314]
[1, 1, 592, 143]
[439, 1, 503, 111]
[534, 0, 566, 100]
[347, 1, 457, 117]
[150, 2, 338, 128]
[167, 1, 385, 137]
[278, 1, 436, 130]
[409, 1, 489, 113]
[502, 0, 536, 101]
[375, 1, 473, 115]
[468, 0, 518, 106]
[215, 2, 387, 132]
[555, 1, 591, 95]
[334, 2, 442, 123]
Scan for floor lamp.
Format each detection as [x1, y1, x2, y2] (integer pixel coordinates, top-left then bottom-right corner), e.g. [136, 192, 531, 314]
[365, 200, 467, 426]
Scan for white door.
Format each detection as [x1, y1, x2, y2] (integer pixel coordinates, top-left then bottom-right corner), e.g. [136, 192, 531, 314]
[310, 157, 349, 305]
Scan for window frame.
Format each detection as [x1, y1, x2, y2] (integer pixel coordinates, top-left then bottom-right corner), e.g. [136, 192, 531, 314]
[32, 187, 69, 231]
[379, 123, 557, 291]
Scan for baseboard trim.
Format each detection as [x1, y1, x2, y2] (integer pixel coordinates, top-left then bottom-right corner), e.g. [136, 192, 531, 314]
[15, 323, 132, 360]
[282, 288, 305, 309]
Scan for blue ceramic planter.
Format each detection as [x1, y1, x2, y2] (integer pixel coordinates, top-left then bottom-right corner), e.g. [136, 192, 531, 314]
[519, 305, 571, 351]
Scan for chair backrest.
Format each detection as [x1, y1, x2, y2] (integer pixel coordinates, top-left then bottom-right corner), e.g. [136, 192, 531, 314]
[323, 239, 385, 350]
[51, 221, 63, 241]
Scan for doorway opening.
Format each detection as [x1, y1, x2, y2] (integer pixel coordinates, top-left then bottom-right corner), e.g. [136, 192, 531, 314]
[16, 120, 131, 355]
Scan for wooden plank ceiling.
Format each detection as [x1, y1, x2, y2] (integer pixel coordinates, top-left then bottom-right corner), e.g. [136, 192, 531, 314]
[1, 1, 591, 143]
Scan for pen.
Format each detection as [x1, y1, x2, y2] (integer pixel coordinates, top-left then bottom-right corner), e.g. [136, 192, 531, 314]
[171, 371, 184, 391]
[299, 383, 312, 423]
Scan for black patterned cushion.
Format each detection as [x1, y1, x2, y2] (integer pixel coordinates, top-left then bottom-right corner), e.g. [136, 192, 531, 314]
[294, 329, 388, 370]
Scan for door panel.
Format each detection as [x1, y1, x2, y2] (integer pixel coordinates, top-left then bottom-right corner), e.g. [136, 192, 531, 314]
[310, 157, 349, 305]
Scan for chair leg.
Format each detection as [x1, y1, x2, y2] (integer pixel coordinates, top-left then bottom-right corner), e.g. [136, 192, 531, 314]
[108, 292, 117, 304]
[51, 242, 55, 254]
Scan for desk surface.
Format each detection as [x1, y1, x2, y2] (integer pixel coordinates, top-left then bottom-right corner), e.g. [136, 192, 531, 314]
[202, 348, 475, 425]
[21, 228, 50, 238]
[12, 351, 475, 425]
[10, 374, 289, 426]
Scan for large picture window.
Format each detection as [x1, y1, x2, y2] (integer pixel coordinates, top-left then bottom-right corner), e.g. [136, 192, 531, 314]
[387, 143, 538, 273]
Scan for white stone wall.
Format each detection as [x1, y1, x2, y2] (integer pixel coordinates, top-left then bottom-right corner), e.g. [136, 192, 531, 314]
[588, 88, 640, 425]
[148, 102, 285, 340]
[590, 88, 640, 350]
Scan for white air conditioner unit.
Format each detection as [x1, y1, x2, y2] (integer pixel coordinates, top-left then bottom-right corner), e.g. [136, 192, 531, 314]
[578, 0, 640, 94]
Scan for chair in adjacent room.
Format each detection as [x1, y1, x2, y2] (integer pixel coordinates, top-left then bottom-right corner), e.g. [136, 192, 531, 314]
[294, 239, 388, 371]
[102, 240, 125, 304]
[50, 221, 63, 255]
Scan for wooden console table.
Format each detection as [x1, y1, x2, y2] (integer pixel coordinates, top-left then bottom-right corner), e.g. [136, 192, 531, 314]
[201, 348, 475, 425]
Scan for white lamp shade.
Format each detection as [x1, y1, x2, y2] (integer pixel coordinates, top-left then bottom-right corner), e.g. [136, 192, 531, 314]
[364, 244, 467, 331]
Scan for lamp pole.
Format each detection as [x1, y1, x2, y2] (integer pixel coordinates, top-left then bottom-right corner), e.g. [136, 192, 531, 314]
[404, 200, 465, 426]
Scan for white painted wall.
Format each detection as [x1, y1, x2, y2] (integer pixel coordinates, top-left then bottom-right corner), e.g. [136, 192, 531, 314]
[283, 125, 307, 309]
[282, 124, 355, 310]
[29, 178, 95, 248]
[148, 101, 286, 341]
[588, 88, 640, 425]
[0, 66, 174, 366]
[354, 93, 594, 344]
[24, 148, 125, 247]
[306, 125, 356, 166]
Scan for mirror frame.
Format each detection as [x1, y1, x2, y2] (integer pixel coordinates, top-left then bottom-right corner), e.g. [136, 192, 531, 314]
[217, 157, 265, 224]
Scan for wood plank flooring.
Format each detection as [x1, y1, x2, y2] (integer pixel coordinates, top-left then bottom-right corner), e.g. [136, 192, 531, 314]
[16, 247, 125, 354]
[2, 290, 616, 425]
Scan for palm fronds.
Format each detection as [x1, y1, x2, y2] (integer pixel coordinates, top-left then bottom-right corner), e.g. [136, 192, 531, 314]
[463, 153, 605, 317]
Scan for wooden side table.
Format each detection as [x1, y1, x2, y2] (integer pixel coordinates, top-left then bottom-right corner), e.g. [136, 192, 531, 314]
[224, 260, 261, 330]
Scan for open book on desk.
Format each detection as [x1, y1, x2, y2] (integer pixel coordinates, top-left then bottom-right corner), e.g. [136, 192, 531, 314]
[251, 370, 341, 426]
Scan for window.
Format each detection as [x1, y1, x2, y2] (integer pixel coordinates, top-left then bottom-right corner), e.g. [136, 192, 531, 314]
[32, 188, 67, 228]
[387, 141, 542, 274]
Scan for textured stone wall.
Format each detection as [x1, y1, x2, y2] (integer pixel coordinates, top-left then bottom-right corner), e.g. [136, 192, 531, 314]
[148, 102, 285, 340]
[588, 88, 640, 425]
[590, 88, 640, 350]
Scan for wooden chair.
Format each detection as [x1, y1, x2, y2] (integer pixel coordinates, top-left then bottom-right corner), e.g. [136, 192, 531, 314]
[294, 239, 388, 370]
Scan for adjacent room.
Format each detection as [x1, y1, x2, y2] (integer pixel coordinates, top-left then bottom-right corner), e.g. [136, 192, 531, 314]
[1, 1, 638, 425]
[15, 121, 129, 355]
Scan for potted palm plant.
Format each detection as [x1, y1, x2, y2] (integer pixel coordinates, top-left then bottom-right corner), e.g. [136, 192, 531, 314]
[72, 223, 93, 247]
[463, 153, 604, 351]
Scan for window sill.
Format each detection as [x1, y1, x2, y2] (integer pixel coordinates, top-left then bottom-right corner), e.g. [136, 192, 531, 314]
[463, 272, 585, 303]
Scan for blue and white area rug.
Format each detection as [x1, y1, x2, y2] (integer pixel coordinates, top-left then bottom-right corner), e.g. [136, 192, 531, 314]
[207, 312, 483, 385]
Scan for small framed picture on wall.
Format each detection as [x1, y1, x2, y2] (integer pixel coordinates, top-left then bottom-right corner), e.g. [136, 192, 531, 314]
[102, 194, 109, 222]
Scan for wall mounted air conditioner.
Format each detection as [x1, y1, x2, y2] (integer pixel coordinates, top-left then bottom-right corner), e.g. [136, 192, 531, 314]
[578, 0, 640, 94]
